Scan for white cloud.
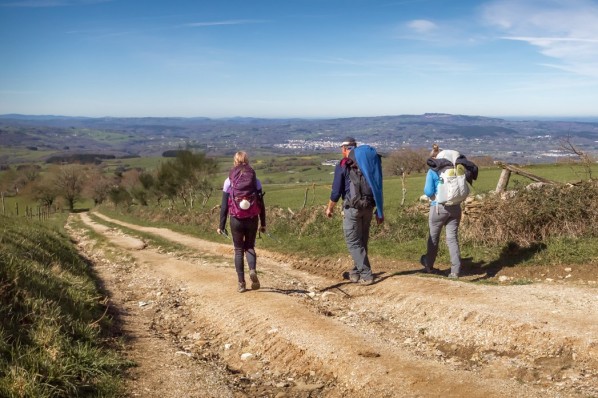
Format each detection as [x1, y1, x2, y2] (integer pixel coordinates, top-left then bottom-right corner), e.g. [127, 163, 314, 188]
[407, 19, 438, 34]
[481, 0, 598, 77]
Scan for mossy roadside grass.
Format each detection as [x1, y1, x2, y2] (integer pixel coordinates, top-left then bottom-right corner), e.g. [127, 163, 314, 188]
[0, 215, 132, 398]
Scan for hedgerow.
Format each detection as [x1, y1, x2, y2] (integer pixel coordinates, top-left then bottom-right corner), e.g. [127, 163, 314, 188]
[462, 180, 598, 246]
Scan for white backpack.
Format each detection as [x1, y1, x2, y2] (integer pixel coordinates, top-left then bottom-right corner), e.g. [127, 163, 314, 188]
[435, 150, 470, 205]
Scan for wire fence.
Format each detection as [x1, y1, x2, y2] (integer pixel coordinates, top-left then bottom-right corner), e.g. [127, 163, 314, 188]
[1, 194, 61, 221]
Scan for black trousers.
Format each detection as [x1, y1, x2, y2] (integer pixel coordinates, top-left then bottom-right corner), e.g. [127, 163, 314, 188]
[230, 216, 258, 282]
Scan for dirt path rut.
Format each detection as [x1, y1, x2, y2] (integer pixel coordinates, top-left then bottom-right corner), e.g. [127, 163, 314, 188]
[69, 212, 597, 397]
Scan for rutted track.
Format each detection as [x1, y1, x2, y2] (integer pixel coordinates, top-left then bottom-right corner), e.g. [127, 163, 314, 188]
[71, 211, 597, 397]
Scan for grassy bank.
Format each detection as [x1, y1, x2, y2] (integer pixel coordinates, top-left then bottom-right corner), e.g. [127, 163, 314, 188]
[0, 215, 131, 397]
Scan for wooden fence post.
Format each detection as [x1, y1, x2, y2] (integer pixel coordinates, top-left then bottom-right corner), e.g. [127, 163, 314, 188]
[302, 187, 309, 208]
[495, 169, 511, 193]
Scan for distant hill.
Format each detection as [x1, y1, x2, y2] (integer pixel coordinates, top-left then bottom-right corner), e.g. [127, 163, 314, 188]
[1, 113, 597, 164]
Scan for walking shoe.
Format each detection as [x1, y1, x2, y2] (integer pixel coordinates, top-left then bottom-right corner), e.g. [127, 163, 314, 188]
[448, 273, 459, 279]
[249, 270, 260, 290]
[238, 281, 247, 293]
[420, 254, 437, 274]
[349, 273, 360, 283]
[359, 278, 374, 286]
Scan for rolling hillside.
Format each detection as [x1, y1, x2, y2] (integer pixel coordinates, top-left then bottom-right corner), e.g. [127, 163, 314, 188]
[1, 113, 597, 164]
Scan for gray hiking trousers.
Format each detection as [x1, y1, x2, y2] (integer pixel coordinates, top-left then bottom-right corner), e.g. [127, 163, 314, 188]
[426, 204, 462, 275]
[343, 206, 374, 280]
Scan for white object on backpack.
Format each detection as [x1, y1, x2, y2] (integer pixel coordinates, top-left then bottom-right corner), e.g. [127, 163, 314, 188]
[239, 199, 251, 210]
[435, 150, 470, 205]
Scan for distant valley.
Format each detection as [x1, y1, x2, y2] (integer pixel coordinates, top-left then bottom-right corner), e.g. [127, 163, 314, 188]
[1, 113, 597, 164]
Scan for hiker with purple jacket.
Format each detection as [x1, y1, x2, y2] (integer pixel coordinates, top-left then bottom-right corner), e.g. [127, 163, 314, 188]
[217, 151, 266, 293]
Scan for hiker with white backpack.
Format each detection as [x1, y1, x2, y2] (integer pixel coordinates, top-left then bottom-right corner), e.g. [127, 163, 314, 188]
[420, 145, 478, 278]
[217, 151, 266, 293]
[325, 137, 384, 285]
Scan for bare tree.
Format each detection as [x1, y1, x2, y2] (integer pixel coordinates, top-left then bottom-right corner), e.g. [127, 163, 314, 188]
[559, 136, 594, 180]
[87, 172, 115, 205]
[385, 147, 428, 205]
[55, 165, 86, 211]
[32, 177, 59, 207]
[15, 164, 41, 186]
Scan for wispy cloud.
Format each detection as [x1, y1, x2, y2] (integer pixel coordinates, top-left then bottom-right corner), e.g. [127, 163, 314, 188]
[481, 0, 598, 77]
[183, 20, 264, 28]
[0, 0, 111, 7]
[397, 18, 482, 46]
[407, 19, 438, 34]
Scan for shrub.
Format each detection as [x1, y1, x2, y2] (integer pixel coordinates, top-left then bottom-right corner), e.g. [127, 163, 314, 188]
[462, 180, 598, 246]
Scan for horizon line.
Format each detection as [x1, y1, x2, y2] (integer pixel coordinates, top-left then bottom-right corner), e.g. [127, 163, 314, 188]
[2, 112, 598, 122]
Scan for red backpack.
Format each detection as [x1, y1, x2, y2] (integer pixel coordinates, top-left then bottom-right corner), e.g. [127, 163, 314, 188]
[228, 164, 261, 219]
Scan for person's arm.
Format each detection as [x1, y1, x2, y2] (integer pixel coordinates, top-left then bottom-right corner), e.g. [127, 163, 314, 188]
[258, 189, 266, 232]
[326, 164, 344, 217]
[217, 178, 230, 234]
[423, 169, 437, 199]
[218, 191, 229, 232]
[255, 179, 266, 231]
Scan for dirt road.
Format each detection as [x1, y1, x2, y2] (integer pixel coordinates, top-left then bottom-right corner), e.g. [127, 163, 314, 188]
[68, 212, 597, 397]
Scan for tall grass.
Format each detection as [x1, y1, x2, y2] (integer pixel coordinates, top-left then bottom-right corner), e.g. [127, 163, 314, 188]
[0, 215, 131, 398]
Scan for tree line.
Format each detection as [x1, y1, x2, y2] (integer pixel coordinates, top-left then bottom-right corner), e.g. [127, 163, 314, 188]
[0, 150, 218, 212]
[1, 147, 499, 213]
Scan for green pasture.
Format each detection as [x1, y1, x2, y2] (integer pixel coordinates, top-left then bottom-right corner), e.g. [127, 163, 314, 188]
[101, 156, 165, 173]
[0, 147, 56, 163]
[0, 195, 94, 217]
[74, 128, 132, 143]
[2, 154, 596, 215]
[2, 152, 596, 213]
[256, 161, 598, 210]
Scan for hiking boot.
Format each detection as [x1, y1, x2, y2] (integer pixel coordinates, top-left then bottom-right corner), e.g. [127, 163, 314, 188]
[359, 278, 374, 286]
[349, 273, 360, 283]
[448, 273, 459, 279]
[238, 281, 247, 293]
[249, 270, 260, 290]
[420, 254, 437, 274]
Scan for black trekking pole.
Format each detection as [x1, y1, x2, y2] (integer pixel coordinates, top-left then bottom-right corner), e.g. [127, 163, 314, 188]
[219, 228, 230, 239]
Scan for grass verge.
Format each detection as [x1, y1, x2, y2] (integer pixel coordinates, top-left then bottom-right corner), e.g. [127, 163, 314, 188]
[0, 215, 132, 398]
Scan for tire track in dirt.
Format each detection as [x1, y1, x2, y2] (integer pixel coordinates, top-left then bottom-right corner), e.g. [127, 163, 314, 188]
[80, 211, 597, 397]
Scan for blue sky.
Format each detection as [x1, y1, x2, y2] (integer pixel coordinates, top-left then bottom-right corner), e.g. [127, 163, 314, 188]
[1, 0, 598, 119]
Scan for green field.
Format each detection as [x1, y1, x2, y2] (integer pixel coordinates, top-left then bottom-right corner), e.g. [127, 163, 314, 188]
[3, 153, 596, 213]
[2, 154, 597, 270]
[252, 160, 598, 210]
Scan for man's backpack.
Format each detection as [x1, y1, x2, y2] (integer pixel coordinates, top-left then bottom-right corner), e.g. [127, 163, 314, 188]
[346, 158, 375, 210]
[228, 164, 261, 219]
[346, 145, 383, 218]
[435, 150, 470, 205]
